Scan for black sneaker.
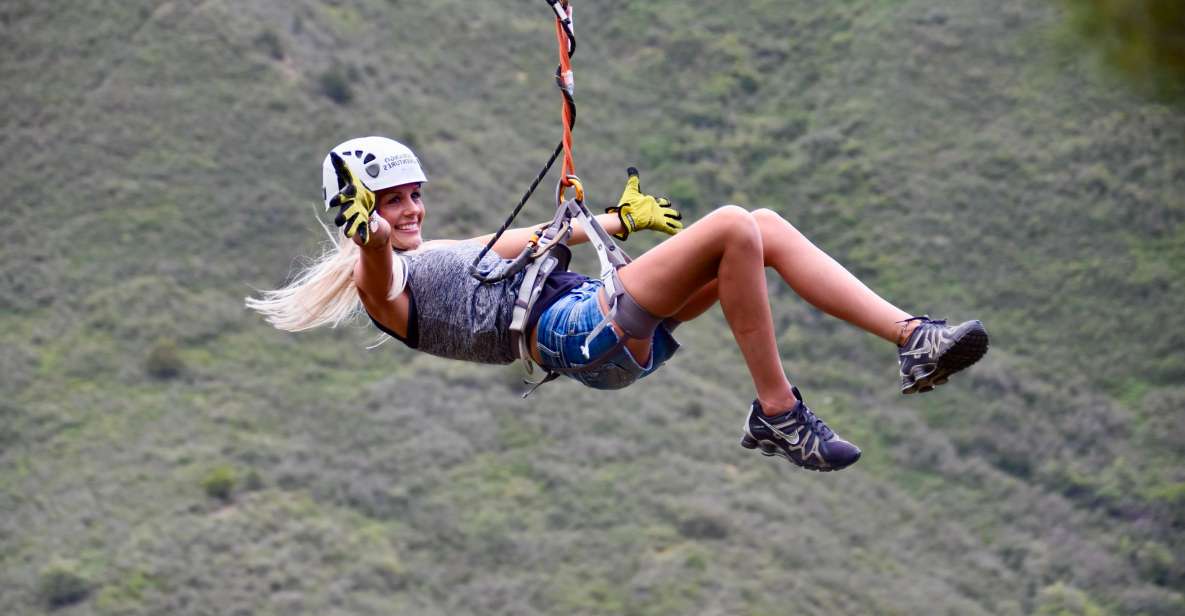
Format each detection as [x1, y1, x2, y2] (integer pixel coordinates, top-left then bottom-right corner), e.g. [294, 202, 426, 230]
[740, 387, 861, 472]
[898, 317, 989, 394]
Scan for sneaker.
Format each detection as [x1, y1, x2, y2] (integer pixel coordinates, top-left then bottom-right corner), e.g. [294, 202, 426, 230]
[898, 317, 989, 394]
[740, 387, 862, 472]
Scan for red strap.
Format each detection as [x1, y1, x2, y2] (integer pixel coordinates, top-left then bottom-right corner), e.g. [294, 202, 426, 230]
[554, 2, 576, 191]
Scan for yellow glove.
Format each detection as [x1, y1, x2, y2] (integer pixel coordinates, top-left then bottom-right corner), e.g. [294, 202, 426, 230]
[327, 151, 377, 244]
[606, 167, 683, 240]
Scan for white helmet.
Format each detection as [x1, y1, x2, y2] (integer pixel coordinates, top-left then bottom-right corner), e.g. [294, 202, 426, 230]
[320, 136, 427, 209]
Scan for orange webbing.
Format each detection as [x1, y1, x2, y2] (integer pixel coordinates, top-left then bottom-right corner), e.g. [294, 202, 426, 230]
[554, 2, 576, 191]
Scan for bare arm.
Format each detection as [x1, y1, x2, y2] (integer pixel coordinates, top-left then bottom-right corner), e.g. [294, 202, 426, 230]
[569, 212, 628, 245]
[353, 217, 411, 336]
[470, 212, 628, 258]
[354, 220, 394, 299]
[462, 169, 679, 257]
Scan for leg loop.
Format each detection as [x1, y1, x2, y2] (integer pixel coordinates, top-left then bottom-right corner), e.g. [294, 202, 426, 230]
[613, 278, 664, 340]
[580, 269, 663, 358]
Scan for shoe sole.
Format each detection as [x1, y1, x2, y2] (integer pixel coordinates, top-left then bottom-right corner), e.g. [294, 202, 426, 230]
[740, 434, 860, 472]
[901, 320, 989, 394]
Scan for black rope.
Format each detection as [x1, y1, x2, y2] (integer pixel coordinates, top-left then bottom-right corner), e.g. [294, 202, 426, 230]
[469, 1, 577, 283]
[467, 139, 564, 283]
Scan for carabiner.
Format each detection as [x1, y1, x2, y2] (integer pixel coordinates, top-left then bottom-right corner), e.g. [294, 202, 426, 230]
[557, 174, 585, 204]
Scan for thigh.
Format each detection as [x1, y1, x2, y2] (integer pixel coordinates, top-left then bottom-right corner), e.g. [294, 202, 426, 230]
[617, 206, 748, 317]
[534, 282, 657, 390]
[672, 280, 719, 322]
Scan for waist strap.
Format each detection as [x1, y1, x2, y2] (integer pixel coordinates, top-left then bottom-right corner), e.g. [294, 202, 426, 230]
[507, 197, 663, 396]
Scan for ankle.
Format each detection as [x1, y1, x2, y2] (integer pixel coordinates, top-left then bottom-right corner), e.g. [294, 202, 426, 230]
[896, 318, 925, 347]
[758, 394, 800, 417]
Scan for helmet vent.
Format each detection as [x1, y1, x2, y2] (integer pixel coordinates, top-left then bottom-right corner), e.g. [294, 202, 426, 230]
[323, 137, 426, 204]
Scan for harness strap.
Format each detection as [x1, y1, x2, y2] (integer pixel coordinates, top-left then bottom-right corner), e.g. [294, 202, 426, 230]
[554, 3, 576, 188]
[509, 244, 570, 374]
[509, 195, 665, 396]
[578, 269, 662, 358]
[483, 1, 669, 396]
[609, 273, 664, 339]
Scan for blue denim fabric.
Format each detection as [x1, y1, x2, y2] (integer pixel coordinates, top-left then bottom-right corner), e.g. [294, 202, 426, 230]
[534, 280, 680, 390]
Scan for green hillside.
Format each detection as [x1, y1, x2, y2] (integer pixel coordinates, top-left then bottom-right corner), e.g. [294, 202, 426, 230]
[2, 1, 1183, 614]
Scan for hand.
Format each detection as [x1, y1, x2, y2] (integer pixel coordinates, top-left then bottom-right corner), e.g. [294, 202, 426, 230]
[606, 167, 683, 240]
[327, 152, 377, 244]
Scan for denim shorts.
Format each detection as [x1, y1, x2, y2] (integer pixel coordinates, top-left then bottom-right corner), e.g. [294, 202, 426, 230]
[534, 280, 680, 390]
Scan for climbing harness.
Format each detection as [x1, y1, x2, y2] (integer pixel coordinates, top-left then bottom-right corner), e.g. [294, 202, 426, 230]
[469, 0, 662, 396]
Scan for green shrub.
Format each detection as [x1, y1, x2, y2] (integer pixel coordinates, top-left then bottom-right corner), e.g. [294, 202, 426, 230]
[254, 29, 283, 60]
[202, 465, 237, 501]
[145, 338, 185, 380]
[244, 469, 264, 491]
[1059, 0, 1185, 101]
[677, 513, 729, 540]
[38, 560, 91, 608]
[1035, 583, 1106, 616]
[319, 67, 353, 105]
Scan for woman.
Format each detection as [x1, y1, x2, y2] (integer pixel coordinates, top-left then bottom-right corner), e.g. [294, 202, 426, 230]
[247, 136, 989, 472]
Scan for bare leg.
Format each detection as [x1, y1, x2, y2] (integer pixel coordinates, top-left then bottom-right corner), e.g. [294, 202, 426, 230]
[667, 210, 916, 343]
[750, 209, 915, 344]
[618, 206, 798, 413]
[671, 280, 719, 323]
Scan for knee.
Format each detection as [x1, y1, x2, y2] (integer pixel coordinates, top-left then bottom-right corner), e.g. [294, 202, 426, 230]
[752, 208, 793, 230]
[753, 207, 804, 239]
[711, 205, 761, 249]
[752, 208, 782, 226]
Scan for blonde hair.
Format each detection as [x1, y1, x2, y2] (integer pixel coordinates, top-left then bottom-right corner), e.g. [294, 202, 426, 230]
[245, 217, 405, 333]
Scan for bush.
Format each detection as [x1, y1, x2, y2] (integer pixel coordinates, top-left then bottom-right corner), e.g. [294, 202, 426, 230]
[1035, 583, 1106, 616]
[254, 29, 283, 60]
[677, 513, 730, 540]
[38, 560, 91, 608]
[244, 469, 264, 491]
[319, 67, 353, 105]
[202, 465, 237, 501]
[145, 338, 185, 380]
[1059, 0, 1185, 101]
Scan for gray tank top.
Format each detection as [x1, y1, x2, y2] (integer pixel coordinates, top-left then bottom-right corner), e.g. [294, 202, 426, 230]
[401, 242, 524, 365]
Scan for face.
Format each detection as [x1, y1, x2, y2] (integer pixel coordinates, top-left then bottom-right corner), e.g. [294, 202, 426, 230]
[376, 183, 425, 250]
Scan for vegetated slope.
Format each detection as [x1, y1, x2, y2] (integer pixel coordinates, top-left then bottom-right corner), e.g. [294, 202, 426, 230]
[1, 1, 1182, 614]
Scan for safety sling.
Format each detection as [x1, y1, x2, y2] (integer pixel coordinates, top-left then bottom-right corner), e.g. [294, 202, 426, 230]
[469, 0, 663, 396]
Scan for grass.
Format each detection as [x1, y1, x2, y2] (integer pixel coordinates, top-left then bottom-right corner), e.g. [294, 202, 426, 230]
[0, 0, 1183, 614]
